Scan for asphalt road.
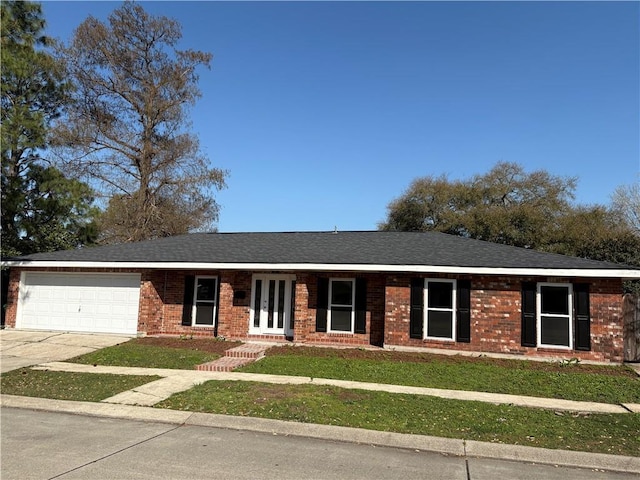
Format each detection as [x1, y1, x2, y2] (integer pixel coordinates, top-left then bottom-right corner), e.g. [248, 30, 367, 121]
[1, 408, 635, 480]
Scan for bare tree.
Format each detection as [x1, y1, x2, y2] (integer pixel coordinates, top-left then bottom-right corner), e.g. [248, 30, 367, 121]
[54, 2, 226, 243]
[612, 179, 640, 234]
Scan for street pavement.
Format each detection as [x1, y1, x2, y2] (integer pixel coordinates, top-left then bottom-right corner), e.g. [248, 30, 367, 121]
[1, 330, 639, 478]
[2, 407, 637, 480]
[3, 394, 639, 477]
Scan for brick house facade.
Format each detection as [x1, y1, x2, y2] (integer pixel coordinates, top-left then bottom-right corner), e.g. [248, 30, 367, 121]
[3, 231, 638, 363]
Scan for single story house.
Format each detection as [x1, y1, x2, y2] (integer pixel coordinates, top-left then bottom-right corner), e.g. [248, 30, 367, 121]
[4, 231, 640, 363]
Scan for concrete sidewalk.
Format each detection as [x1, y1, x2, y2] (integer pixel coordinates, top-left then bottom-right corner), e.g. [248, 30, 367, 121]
[32, 361, 639, 414]
[2, 394, 639, 475]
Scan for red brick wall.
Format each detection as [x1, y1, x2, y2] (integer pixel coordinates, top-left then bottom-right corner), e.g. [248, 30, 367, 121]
[588, 278, 625, 362]
[384, 274, 625, 362]
[216, 271, 252, 339]
[292, 273, 385, 347]
[4, 267, 626, 362]
[142, 269, 247, 338]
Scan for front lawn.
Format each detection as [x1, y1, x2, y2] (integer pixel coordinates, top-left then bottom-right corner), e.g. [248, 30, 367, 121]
[156, 380, 640, 456]
[239, 346, 640, 404]
[1, 368, 160, 401]
[69, 337, 241, 370]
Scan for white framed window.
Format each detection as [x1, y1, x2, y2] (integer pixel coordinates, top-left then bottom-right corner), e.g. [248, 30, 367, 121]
[328, 278, 355, 333]
[424, 279, 456, 341]
[192, 276, 218, 326]
[537, 283, 573, 349]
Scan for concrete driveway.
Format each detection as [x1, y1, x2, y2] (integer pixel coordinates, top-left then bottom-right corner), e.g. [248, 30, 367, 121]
[0, 330, 131, 373]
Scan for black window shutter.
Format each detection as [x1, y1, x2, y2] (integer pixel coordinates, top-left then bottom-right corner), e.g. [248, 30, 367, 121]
[213, 278, 221, 334]
[182, 276, 195, 326]
[521, 282, 537, 347]
[316, 277, 328, 332]
[574, 283, 591, 351]
[410, 278, 424, 339]
[355, 278, 367, 334]
[456, 280, 471, 343]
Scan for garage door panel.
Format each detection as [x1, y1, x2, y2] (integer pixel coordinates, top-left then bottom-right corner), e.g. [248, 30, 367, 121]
[96, 290, 113, 301]
[79, 290, 96, 302]
[18, 273, 141, 335]
[51, 304, 65, 314]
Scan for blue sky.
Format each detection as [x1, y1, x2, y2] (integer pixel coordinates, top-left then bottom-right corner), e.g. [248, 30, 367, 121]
[42, 1, 639, 233]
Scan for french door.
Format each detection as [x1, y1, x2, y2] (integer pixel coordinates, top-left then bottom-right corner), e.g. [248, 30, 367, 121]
[250, 274, 295, 336]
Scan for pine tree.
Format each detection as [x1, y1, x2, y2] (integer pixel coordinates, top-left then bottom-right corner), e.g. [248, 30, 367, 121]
[1, 1, 98, 256]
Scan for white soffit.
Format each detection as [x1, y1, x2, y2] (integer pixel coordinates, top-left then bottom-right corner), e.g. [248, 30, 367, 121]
[4, 260, 640, 279]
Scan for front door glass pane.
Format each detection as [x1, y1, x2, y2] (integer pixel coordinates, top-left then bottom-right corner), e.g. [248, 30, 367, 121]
[267, 280, 275, 328]
[253, 279, 262, 328]
[277, 280, 285, 329]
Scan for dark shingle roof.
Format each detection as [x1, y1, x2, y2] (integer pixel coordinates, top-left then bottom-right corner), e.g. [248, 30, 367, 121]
[9, 231, 639, 273]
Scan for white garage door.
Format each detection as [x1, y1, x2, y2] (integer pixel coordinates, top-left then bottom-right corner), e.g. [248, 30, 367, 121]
[17, 273, 141, 335]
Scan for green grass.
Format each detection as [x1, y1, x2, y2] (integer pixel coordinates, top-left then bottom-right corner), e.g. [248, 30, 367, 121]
[1, 368, 160, 401]
[239, 352, 640, 404]
[69, 341, 222, 370]
[157, 380, 640, 456]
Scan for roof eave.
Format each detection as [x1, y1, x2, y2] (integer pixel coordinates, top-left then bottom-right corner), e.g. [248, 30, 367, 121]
[3, 260, 640, 279]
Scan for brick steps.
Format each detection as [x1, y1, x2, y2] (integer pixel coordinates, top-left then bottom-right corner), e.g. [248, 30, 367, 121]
[225, 343, 269, 359]
[196, 343, 270, 372]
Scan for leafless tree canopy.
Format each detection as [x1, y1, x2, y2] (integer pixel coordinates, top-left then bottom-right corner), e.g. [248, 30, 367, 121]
[612, 179, 640, 234]
[54, 2, 227, 243]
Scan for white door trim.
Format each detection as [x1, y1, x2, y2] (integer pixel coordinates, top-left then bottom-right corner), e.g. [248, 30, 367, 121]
[249, 274, 295, 336]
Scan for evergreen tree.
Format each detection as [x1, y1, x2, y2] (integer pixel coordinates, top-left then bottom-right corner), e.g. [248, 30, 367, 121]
[1, 0, 98, 256]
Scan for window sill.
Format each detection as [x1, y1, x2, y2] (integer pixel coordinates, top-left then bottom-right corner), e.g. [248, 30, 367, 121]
[424, 336, 455, 342]
[537, 345, 573, 351]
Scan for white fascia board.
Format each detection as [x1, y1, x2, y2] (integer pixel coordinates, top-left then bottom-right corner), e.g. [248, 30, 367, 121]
[4, 260, 640, 279]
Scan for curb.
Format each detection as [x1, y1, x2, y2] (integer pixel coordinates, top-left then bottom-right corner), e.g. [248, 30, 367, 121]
[2, 394, 639, 474]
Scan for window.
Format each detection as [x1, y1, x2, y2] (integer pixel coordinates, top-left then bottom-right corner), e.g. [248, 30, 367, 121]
[193, 276, 217, 326]
[315, 277, 367, 334]
[537, 283, 572, 349]
[425, 279, 456, 340]
[410, 278, 470, 342]
[328, 278, 355, 333]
